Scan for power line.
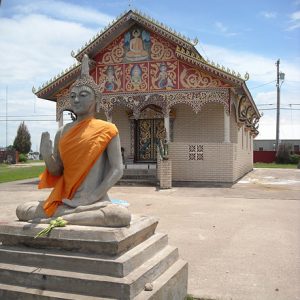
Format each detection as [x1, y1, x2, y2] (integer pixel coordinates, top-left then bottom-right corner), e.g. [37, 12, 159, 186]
[256, 103, 300, 107]
[250, 80, 276, 89]
[0, 114, 59, 117]
[0, 119, 72, 122]
[259, 108, 300, 111]
[256, 104, 275, 106]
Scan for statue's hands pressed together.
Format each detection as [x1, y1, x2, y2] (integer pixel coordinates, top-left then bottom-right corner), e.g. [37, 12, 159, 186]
[40, 132, 53, 159]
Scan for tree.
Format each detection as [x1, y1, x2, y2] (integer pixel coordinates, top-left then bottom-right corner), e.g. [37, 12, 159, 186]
[13, 122, 31, 154]
[276, 143, 292, 164]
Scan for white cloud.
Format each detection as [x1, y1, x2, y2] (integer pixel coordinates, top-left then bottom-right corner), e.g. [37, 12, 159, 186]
[286, 10, 300, 30]
[214, 21, 237, 37]
[0, 14, 97, 85]
[260, 11, 277, 19]
[0, 2, 107, 149]
[13, 0, 113, 26]
[196, 43, 300, 139]
[198, 43, 300, 85]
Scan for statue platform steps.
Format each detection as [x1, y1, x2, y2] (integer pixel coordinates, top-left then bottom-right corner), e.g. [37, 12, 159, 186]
[0, 216, 188, 300]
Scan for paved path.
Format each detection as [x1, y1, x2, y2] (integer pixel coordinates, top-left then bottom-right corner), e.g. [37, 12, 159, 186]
[0, 168, 299, 300]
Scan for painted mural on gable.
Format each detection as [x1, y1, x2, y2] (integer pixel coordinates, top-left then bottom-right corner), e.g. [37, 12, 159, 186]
[95, 26, 230, 93]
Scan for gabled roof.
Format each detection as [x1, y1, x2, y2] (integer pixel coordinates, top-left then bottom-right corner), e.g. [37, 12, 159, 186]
[34, 8, 255, 116]
[73, 9, 199, 62]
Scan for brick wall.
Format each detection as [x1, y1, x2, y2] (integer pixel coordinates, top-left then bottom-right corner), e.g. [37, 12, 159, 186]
[111, 107, 131, 160]
[169, 142, 234, 182]
[230, 105, 238, 143]
[233, 125, 253, 181]
[173, 103, 224, 142]
[169, 103, 252, 183]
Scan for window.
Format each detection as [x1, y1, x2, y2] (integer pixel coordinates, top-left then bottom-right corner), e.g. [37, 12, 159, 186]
[294, 145, 300, 153]
[189, 144, 204, 160]
[259, 147, 263, 151]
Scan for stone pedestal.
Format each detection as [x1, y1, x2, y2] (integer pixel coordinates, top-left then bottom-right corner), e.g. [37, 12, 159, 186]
[0, 215, 188, 299]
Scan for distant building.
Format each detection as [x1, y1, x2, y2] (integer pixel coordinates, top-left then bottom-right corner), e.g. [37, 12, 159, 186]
[253, 139, 300, 163]
[0, 148, 17, 164]
[254, 139, 300, 153]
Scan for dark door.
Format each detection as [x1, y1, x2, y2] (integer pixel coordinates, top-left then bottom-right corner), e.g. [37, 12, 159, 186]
[135, 119, 164, 162]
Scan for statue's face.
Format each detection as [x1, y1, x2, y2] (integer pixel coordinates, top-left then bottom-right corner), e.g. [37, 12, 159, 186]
[70, 86, 96, 117]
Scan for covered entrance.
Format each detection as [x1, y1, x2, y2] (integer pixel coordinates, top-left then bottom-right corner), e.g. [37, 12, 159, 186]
[135, 118, 164, 162]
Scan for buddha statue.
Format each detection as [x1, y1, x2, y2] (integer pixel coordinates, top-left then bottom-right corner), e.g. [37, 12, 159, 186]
[16, 55, 131, 227]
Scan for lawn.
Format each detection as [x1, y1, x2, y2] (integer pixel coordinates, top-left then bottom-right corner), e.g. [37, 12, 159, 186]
[254, 162, 298, 169]
[0, 164, 45, 183]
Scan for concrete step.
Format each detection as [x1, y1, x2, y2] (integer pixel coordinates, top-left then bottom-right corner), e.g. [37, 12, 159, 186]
[123, 169, 156, 176]
[134, 259, 188, 300]
[122, 174, 157, 180]
[127, 245, 179, 298]
[0, 283, 112, 300]
[0, 233, 168, 278]
[117, 179, 158, 187]
[0, 245, 179, 299]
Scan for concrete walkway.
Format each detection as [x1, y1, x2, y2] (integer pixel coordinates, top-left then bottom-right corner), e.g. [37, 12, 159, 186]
[0, 168, 299, 300]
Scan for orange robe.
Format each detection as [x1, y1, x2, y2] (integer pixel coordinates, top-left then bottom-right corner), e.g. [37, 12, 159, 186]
[38, 118, 118, 217]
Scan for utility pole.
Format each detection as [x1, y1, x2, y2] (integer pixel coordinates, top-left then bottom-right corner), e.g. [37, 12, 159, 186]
[5, 86, 8, 148]
[275, 59, 280, 152]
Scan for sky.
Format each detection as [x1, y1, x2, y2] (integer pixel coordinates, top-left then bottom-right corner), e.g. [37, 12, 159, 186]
[0, 0, 299, 151]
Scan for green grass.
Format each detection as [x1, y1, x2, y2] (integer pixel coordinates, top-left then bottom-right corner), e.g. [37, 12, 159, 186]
[0, 164, 45, 183]
[254, 162, 298, 169]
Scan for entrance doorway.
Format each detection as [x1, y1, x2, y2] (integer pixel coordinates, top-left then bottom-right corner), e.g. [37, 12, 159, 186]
[135, 118, 165, 162]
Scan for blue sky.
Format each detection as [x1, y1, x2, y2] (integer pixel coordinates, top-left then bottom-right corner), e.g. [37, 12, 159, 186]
[0, 0, 299, 151]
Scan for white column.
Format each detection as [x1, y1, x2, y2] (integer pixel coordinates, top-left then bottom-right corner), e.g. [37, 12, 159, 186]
[58, 112, 63, 128]
[164, 112, 170, 143]
[224, 108, 230, 143]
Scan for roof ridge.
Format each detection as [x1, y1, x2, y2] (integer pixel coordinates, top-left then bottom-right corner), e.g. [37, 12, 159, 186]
[175, 45, 249, 81]
[34, 62, 81, 94]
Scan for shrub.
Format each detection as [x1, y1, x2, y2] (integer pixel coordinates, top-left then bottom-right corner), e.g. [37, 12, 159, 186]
[276, 143, 292, 164]
[19, 153, 27, 163]
[290, 154, 300, 164]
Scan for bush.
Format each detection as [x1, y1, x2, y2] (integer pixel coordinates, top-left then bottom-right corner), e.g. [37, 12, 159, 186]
[18, 153, 27, 163]
[276, 143, 292, 164]
[290, 154, 300, 164]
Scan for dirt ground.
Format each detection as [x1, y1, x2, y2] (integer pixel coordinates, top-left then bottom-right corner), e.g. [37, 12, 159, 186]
[0, 168, 299, 300]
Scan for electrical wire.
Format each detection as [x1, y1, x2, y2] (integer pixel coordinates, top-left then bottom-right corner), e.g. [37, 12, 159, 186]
[249, 80, 276, 89]
[259, 108, 300, 111]
[0, 119, 72, 122]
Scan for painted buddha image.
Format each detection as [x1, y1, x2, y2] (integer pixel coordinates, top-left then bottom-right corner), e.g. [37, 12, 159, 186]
[124, 28, 150, 62]
[130, 64, 142, 88]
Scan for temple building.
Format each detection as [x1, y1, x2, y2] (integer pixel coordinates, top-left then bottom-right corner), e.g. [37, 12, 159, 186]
[34, 10, 260, 185]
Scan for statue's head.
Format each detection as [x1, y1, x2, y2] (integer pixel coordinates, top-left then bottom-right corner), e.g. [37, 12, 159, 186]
[70, 54, 100, 117]
[132, 29, 140, 38]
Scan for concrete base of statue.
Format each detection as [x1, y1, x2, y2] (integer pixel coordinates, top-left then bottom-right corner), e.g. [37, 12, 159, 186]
[0, 215, 188, 299]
